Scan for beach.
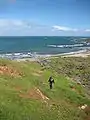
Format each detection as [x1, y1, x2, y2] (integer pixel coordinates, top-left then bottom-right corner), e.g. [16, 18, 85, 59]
[14, 49, 90, 62]
[61, 49, 90, 58]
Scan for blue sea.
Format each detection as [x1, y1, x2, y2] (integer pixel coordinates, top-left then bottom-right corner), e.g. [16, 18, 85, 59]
[0, 36, 90, 59]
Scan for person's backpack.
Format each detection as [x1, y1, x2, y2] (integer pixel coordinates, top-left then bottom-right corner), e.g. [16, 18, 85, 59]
[51, 78, 54, 83]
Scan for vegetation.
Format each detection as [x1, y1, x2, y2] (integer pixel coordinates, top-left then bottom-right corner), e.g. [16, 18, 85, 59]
[46, 57, 90, 92]
[0, 57, 90, 120]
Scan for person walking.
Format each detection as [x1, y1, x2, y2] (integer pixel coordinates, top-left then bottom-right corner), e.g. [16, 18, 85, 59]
[48, 76, 55, 89]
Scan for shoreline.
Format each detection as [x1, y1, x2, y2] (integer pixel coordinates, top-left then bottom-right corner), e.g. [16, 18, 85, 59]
[16, 49, 90, 62]
[60, 49, 90, 58]
[0, 49, 90, 62]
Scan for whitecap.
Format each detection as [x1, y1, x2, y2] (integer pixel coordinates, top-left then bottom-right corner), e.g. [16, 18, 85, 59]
[47, 45, 57, 47]
[14, 53, 21, 56]
[48, 44, 84, 48]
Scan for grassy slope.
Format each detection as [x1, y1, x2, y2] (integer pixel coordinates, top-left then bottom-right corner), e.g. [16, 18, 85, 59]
[0, 58, 90, 120]
[49, 57, 90, 93]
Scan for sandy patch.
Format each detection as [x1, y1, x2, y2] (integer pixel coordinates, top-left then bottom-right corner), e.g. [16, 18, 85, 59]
[19, 88, 49, 102]
[0, 65, 22, 77]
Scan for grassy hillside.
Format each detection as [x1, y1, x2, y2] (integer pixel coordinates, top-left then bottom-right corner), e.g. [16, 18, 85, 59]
[46, 56, 90, 94]
[0, 58, 90, 120]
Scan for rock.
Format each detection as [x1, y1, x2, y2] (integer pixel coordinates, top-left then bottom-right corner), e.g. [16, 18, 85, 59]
[78, 104, 87, 110]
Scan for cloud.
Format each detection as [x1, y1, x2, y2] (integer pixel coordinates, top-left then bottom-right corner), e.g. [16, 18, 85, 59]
[53, 25, 78, 32]
[0, 19, 90, 36]
[0, 19, 51, 36]
[85, 29, 90, 32]
[0, 19, 31, 27]
[0, 19, 32, 36]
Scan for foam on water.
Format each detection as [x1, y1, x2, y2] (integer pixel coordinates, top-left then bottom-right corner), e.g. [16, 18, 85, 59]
[47, 42, 90, 48]
[0, 52, 33, 60]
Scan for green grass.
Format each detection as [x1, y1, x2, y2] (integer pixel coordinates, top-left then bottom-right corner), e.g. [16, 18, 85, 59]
[0, 58, 90, 120]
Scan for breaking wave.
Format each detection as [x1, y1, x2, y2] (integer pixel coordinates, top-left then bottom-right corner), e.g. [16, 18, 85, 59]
[0, 52, 35, 60]
[47, 43, 90, 48]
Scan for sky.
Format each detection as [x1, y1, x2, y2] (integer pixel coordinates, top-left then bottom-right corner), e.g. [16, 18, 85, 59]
[0, 0, 90, 36]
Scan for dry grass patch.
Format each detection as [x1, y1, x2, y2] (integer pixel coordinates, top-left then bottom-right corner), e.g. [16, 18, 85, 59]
[0, 65, 23, 77]
[19, 87, 49, 102]
[32, 70, 43, 76]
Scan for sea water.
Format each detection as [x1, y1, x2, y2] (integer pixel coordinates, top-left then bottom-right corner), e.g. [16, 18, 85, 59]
[0, 36, 90, 59]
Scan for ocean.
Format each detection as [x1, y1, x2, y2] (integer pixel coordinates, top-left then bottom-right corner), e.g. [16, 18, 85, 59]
[0, 36, 90, 59]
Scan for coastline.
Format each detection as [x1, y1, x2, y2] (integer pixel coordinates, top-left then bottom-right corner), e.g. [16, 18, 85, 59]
[0, 49, 90, 62]
[60, 49, 90, 58]
[0, 36, 90, 62]
[15, 49, 90, 62]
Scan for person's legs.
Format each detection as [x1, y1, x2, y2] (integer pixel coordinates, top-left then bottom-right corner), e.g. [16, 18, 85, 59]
[50, 83, 52, 89]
